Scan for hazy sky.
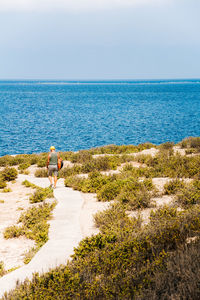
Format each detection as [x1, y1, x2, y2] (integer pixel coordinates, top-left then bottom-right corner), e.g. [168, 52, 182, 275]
[0, 0, 199, 79]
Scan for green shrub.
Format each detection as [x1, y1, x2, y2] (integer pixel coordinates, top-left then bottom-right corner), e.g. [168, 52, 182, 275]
[29, 187, 53, 203]
[176, 180, 200, 208]
[137, 238, 200, 300]
[1, 187, 12, 193]
[180, 137, 200, 150]
[22, 180, 53, 203]
[97, 181, 122, 201]
[0, 155, 13, 167]
[116, 178, 154, 210]
[4, 203, 200, 300]
[0, 261, 6, 277]
[1, 167, 18, 181]
[37, 155, 47, 167]
[159, 141, 174, 150]
[59, 165, 82, 178]
[89, 143, 155, 155]
[23, 246, 40, 264]
[34, 168, 48, 177]
[64, 175, 86, 191]
[4, 225, 25, 239]
[22, 179, 37, 189]
[4, 202, 56, 250]
[164, 178, 186, 195]
[117, 188, 152, 210]
[0, 179, 7, 189]
[70, 150, 92, 164]
[18, 162, 31, 171]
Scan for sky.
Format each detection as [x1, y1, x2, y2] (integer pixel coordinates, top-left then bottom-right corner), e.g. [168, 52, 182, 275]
[0, 0, 199, 80]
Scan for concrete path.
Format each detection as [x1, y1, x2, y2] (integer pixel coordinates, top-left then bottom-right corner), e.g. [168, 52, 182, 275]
[0, 176, 84, 297]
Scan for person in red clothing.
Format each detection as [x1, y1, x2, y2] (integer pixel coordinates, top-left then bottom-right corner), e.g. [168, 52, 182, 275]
[46, 146, 60, 189]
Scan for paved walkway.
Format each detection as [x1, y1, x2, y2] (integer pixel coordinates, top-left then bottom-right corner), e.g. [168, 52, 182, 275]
[0, 175, 84, 297]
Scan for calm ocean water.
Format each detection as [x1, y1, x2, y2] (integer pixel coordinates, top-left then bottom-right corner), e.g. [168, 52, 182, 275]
[0, 79, 200, 156]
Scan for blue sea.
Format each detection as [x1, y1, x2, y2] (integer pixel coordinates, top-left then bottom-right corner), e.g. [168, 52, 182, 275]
[0, 79, 200, 156]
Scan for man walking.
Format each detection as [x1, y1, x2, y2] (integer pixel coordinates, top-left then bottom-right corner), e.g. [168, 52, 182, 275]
[47, 146, 60, 189]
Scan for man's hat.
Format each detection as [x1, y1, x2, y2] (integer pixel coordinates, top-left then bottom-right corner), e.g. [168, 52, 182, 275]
[50, 146, 55, 150]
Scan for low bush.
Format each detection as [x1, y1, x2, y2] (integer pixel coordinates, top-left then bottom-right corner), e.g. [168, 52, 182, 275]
[145, 152, 200, 178]
[159, 141, 174, 150]
[97, 180, 122, 201]
[116, 178, 155, 210]
[4, 202, 56, 247]
[176, 180, 200, 208]
[37, 154, 47, 167]
[64, 176, 86, 191]
[34, 168, 48, 178]
[59, 165, 82, 178]
[0, 179, 7, 189]
[22, 180, 37, 189]
[64, 172, 114, 194]
[164, 178, 186, 195]
[70, 150, 92, 164]
[4, 225, 25, 239]
[94, 202, 142, 235]
[180, 137, 200, 150]
[117, 188, 152, 210]
[185, 148, 199, 155]
[137, 238, 200, 299]
[22, 180, 54, 203]
[0, 261, 6, 277]
[1, 167, 18, 181]
[89, 143, 155, 155]
[18, 162, 31, 171]
[4, 203, 200, 299]
[1, 187, 12, 193]
[29, 187, 53, 203]
[0, 155, 12, 167]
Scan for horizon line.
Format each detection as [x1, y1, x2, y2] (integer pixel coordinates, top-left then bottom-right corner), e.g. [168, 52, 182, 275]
[0, 77, 200, 81]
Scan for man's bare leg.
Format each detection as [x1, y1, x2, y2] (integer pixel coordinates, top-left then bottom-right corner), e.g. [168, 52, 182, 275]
[54, 176, 57, 188]
[49, 176, 53, 187]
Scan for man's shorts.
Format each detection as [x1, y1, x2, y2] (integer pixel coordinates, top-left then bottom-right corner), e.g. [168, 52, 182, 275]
[48, 165, 58, 176]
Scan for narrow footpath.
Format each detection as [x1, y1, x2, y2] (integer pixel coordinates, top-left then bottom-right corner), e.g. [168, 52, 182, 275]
[0, 176, 84, 297]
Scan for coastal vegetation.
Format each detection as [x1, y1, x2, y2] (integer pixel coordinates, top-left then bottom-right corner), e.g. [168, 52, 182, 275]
[4, 202, 56, 264]
[1, 136, 200, 299]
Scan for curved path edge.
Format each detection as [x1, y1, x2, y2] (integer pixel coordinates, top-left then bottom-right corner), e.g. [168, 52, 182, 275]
[0, 176, 84, 297]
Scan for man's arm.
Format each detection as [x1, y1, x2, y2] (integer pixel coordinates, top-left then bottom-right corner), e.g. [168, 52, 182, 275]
[47, 153, 50, 168]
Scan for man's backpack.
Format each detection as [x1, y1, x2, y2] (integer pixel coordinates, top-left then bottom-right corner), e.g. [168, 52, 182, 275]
[57, 158, 63, 170]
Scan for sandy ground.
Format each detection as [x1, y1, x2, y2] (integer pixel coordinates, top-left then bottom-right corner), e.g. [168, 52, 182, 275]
[0, 180, 35, 271]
